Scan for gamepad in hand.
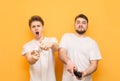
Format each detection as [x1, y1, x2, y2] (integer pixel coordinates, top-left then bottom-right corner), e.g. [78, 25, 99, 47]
[74, 70, 82, 78]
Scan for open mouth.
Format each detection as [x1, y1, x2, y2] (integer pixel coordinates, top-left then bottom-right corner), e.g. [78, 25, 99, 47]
[36, 32, 39, 35]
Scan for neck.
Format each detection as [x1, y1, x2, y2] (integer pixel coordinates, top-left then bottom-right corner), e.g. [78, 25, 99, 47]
[75, 32, 86, 38]
[35, 35, 44, 42]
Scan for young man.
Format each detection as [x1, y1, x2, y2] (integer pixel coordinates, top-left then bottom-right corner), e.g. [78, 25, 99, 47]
[22, 15, 58, 81]
[59, 14, 102, 81]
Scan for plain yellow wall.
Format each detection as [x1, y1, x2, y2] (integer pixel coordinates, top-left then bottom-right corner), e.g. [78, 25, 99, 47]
[0, 0, 120, 81]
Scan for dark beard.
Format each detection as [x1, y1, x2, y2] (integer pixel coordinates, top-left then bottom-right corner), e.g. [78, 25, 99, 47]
[76, 30, 86, 34]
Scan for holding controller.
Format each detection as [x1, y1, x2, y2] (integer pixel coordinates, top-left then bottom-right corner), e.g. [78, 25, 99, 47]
[74, 70, 82, 78]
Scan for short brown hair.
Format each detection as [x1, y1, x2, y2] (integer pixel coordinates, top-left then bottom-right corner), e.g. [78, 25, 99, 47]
[75, 14, 88, 23]
[29, 15, 44, 27]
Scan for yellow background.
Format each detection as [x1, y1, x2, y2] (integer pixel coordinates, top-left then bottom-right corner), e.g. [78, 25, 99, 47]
[0, 0, 120, 81]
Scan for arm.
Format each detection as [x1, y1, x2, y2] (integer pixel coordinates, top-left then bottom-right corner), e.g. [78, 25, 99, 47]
[76, 60, 98, 80]
[51, 42, 59, 52]
[82, 60, 98, 77]
[40, 42, 58, 51]
[84, 60, 98, 75]
[82, 41, 101, 77]
[25, 50, 40, 65]
[58, 48, 69, 64]
[58, 47, 77, 75]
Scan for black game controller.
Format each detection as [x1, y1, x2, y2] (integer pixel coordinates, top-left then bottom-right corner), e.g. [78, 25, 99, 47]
[74, 70, 82, 78]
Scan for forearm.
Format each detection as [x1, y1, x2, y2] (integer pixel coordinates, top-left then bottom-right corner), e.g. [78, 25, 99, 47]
[28, 56, 37, 64]
[59, 48, 77, 76]
[25, 53, 37, 65]
[84, 60, 98, 76]
[52, 43, 59, 52]
[58, 48, 70, 65]
[59, 53, 70, 64]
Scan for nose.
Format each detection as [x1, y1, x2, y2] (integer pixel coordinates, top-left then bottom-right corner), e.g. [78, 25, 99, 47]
[79, 24, 82, 27]
[35, 26, 38, 30]
[79, 23, 83, 25]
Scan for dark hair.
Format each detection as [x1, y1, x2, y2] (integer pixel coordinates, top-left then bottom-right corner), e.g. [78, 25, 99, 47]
[75, 14, 88, 23]
[29, 15, 44, 27]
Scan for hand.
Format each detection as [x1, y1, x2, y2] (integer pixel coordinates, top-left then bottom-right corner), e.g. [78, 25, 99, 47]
[75, 71, 82, 80]
[76, 71, 87, 80]
[74, 69, 82, 78]
[82, 71, 87, 77]
[66, 60, 77, 76]
[31, 50, 40, 61]
[40, 41, 53, 50]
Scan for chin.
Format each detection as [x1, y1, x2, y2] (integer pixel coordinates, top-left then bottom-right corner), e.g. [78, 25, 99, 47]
[35, 36, 40, 39]
[76, 30, 86, 34]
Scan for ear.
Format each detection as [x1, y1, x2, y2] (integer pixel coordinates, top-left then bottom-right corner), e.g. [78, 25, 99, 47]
[30, 27, 32, 31]
[42, 26, 45, 30]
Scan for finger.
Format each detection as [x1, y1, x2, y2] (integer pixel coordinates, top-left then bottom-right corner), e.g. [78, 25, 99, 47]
[74, 65, 78, 70]
[71, 69, 74, 76]
[76, 77, 82, 80]
[67, 69, 74, 76]
[38, 49, 41, 52]
[35, 50, 40, 54]
[45, 46, 49, 50]
[31, 50, 35, 55]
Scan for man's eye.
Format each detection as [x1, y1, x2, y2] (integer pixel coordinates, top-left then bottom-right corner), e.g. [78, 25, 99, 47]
[76, 21, 80, 24]
[32, 26, 36, 28]
[82, 21, 87, 24]
[37, 25, 40, 27]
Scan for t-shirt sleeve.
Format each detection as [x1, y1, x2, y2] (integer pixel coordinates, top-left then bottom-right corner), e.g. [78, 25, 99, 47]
[50, 37, 58, 43]
[89, 41, 102, 60]
[22, 44, 32, 56]
[59, 34, 68, 49]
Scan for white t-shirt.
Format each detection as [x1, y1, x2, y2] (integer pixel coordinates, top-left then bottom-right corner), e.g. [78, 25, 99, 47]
[59, 33, 102, 81]
[22, 37, 57, 81]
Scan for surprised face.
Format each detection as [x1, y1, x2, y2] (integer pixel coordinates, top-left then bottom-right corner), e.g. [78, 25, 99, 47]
[30, 21, 44, 39]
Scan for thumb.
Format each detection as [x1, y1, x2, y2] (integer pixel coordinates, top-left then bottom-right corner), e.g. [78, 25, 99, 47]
[31, 50, 35, 55]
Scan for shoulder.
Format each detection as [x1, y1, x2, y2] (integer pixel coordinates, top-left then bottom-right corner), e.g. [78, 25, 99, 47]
[62, 33, 74, 38]
[86, 37, 98, 45]
[60, 33, 75, 41]
[44, 36, 57, 41]
[23, 39, 35, 48]
[44, 37, 58, 43]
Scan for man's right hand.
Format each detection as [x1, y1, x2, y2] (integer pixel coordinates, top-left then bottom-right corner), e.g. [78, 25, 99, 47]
[66, 60, 77, 76]
[31, 50, 40, 61]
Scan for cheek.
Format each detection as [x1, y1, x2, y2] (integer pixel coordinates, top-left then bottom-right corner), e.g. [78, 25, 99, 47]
[30, 28, 34, 32]
[74, 24, 79, 28]
[41, 27, 44, 30]
[83, 25, 88, 29]
[30, 28, 33, 32]
[31, 30, 35, 34]
[38, 28, 44, 33]
[30, 29, 35, 34]
[74, 26, 77, 30]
